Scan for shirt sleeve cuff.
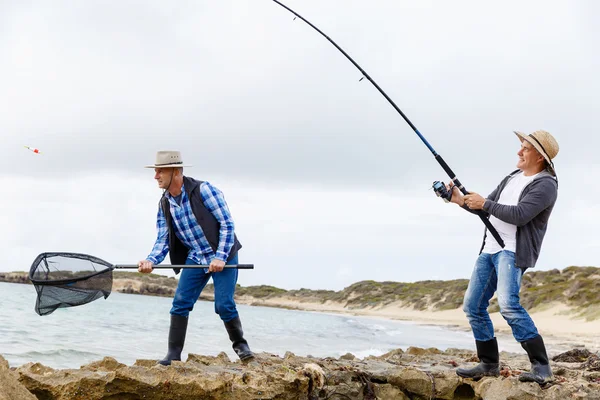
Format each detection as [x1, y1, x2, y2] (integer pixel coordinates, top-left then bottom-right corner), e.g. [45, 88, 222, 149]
[483, 199, 495, 213]
[215, 251, 228, 262]
[146, 256, 158, 264]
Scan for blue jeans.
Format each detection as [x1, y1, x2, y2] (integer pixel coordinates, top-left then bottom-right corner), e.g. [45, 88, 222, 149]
[463, 250, 539, 343]
[170, 253, 239, 322]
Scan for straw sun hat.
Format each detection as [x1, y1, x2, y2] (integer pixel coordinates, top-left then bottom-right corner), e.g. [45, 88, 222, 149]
[144, 151, 193, 168]
[514, 130, 559, 175]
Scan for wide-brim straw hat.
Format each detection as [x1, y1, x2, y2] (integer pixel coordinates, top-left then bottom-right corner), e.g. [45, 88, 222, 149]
[514, 130, 559, 175]
[144, 150, 193, 168]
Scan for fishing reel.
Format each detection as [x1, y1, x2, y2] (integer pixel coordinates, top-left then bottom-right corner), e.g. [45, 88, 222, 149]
[431, 180, 453, 203]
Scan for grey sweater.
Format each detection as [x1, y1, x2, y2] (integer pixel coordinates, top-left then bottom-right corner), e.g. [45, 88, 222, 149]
[464, 169, 558, 269]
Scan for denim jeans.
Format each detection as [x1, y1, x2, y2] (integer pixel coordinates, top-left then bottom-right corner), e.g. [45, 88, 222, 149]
[170, 253, 239, 322]
[463, 250, 539, 343]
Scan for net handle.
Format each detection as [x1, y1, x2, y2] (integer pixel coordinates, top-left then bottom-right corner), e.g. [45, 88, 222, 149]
[113, 264, 254, 270]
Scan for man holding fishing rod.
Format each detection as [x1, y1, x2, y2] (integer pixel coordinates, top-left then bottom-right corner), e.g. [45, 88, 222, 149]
[268, 0, 562, 385]
[137, 150, 254, 365]
[445, 130, 559, 384]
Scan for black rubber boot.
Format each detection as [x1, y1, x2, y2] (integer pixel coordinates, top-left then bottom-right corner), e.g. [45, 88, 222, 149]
[456, 337, 500, 380]
[224, 316, 254, 361]
[158, 314, 188, 366]
[519, 335, 553, 384]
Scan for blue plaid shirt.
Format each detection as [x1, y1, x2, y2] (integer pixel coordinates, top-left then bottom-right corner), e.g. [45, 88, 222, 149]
[146, 181, 236, 265]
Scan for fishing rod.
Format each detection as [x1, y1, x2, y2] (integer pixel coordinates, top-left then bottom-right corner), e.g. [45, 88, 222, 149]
[270, 0, 505, 249]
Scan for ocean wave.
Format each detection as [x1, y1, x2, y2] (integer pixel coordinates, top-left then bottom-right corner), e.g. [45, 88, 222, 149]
[337, 348, 389, 359]
[5, 348, 102, 358]
[344, 318, 393, 334]
[384, 329, 404, 336]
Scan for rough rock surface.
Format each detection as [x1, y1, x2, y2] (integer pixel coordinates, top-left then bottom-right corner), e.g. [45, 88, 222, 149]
[0, 355, 37, 400]
[7, 348, 600, 399]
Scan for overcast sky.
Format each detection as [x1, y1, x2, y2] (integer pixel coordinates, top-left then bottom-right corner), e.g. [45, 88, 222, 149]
[1, 0, 598, 291]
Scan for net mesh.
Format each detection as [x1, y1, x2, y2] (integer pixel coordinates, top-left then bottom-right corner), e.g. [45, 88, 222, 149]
[28, 253, 114, 316]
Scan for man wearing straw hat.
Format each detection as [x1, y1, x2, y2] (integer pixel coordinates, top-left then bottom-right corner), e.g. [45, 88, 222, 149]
[445, 130, 559, 384]
[137, 150, 254, 365]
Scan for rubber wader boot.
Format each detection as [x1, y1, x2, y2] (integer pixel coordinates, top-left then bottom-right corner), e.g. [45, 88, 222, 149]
[224, 316, 254, 361]
[456, 337, 500, 379]
[158, 314, 188, 366]
[519, 335, 554, 384]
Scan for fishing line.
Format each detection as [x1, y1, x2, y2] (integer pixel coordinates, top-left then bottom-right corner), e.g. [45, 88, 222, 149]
[270, 0, 505, 248]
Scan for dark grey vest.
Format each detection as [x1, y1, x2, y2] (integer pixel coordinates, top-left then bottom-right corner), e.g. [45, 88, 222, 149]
[160, 176, 242, 274]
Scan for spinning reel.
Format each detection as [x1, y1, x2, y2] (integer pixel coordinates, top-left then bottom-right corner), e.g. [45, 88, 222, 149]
[431, 180, 453, 203]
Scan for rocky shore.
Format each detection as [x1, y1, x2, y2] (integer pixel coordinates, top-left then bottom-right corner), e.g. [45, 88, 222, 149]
[2, 347, 600, 399]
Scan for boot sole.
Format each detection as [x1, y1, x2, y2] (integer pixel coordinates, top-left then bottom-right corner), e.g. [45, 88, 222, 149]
[158, 358, 181, 366]
[456, 373, 499, 380]
[518, 376, 554, 384]
[456, 370, 499, 380]
[239, 352, 255, 362]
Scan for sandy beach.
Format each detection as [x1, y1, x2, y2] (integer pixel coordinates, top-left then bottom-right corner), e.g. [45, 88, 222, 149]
[230, 295, 600, 354]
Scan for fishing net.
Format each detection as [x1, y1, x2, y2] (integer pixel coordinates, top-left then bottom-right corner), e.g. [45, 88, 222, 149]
[28, 252, 114, 316]
[27, 251, 253, 316]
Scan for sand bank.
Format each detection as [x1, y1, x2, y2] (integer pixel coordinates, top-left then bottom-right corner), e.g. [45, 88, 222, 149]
[229, 295, 600, 353]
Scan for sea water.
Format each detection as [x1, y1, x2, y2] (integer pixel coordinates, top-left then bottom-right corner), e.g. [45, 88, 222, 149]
[0, 282, 524, 369]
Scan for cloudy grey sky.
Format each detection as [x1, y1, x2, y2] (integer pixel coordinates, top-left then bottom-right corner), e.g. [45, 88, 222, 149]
[1, 0, 598, 291]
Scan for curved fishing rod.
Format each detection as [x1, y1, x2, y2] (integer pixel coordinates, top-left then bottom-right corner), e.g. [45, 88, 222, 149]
[270, 0, 505, 249]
